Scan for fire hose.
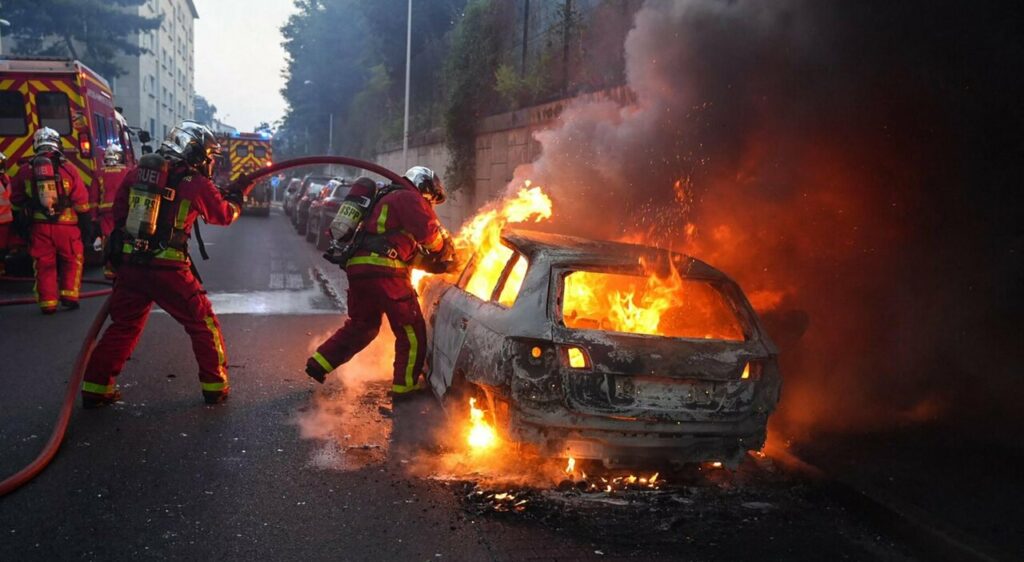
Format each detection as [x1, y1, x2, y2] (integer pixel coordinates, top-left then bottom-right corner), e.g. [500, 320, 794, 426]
[0, 277, 114, 307]
[0, 155, 407, 497]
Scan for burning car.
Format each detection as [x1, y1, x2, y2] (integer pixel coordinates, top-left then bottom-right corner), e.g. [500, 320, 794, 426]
[421, 227, 781, 467]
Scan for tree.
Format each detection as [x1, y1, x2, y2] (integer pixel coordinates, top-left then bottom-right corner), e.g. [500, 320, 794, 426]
[194, 95, 217, 127]
[254, 121, 274, 135]
[443, 0, 509, 191]
[2, 0, 161, 79]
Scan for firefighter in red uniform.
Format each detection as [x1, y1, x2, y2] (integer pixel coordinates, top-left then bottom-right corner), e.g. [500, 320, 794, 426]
[80, 121, 251, 409]
[9, 128, 91, 314]
[306, 167, 456, 396]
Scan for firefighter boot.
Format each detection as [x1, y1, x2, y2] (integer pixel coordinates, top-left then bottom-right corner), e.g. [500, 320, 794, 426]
[203, 387, 230, 405]
[305, 357, 327, 384]
[82, 389, 123, 409]
[60, 298, 80, 310]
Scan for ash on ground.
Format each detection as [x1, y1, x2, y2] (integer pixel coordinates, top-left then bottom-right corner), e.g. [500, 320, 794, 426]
[451, 455, 916, 560]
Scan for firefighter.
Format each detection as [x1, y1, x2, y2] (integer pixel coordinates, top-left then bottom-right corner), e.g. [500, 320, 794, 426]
[306, 167, 457, 396]
[97, 143, 127, 279]
[80, 121, 252, 409]
[9, 128, 91, 314]
[0, 152, 12, 276]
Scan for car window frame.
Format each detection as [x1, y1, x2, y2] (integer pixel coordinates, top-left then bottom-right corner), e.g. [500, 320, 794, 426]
[551, 264, 752, 342]
[456, 241, 526, 310]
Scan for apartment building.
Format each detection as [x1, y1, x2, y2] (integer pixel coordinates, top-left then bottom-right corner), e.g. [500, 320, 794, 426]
[113, 0, 198, 140]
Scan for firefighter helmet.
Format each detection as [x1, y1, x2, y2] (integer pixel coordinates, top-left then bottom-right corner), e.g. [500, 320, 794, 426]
[159, 121, 222, 178]
[33, 127, 62, 154]
[104, 143, 125, 167]
[404, 166, 446, 205]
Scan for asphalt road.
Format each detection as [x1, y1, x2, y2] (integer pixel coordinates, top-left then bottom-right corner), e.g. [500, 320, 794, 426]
[1, 207, 929, 561]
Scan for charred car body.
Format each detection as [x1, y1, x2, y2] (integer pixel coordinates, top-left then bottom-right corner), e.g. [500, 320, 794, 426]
[421, 229, 781, 467]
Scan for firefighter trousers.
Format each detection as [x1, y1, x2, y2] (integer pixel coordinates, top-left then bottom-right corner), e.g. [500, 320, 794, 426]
[82, 265, 229, 398]
[312, 276, 427, 393]
[29, 223, 83, 311]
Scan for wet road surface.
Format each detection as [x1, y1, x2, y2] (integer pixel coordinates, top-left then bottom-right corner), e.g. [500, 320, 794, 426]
[1, 207, 931, 561]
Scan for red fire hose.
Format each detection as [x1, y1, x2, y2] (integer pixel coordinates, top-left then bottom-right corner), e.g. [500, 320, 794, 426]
[0, 155, 405, 497]
[0, 277, 114, 307]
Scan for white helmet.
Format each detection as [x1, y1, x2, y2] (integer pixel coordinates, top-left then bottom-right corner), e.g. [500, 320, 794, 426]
[33, 127, 62, 154]
[104, 143, 125, 167]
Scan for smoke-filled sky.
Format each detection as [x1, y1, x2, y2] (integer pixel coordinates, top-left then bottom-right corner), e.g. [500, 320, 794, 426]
[193, 0, 296, 131]
[513, 0, 1024, 438]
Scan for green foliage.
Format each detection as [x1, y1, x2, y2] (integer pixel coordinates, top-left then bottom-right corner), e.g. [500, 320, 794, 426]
[443, 0, 506, 192]
[2, 0, 161, 79]
[194, 95, 217, 127]
[276, 0, 466, 161]
[494, 59, 550, 111]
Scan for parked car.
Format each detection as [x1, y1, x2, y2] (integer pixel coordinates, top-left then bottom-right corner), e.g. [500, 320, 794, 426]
[306, 178, 351, 250]
[282, 178, 302, 216]
[420, 228, 781, 468]
[289, 174, 332, 228]
[294, 178, 332, 235]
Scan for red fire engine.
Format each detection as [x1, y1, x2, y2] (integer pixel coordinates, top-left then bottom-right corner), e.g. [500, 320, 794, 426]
[0, 56, 143, 259]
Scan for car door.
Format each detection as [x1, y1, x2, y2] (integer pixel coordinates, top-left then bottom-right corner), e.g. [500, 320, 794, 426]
[428, 247, 527, 396]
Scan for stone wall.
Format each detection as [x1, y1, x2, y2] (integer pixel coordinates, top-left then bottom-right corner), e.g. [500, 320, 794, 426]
[376, 86, 635, 230]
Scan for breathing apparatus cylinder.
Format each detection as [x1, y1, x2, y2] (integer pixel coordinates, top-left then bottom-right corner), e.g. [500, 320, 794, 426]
[31, 155, 59, 218]
[125, 153, 168, 240]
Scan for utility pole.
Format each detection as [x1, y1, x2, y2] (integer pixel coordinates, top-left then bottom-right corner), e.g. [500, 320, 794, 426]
[520, 0, 530, 77]
[562, 0, 572, 95]
[328, 112, 334, 154]
[0, 19, 10, 56]
[402, 0, 412, 169]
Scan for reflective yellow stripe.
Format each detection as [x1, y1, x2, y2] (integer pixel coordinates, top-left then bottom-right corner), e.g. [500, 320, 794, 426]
[345, 256, 407, 269]
[60, 289, 78, 298]
[38, 299, 58, 308]
[122, 242, 187, 262]
[155, 248, 186, 261]
[204, 316, 226, 367]
[403, 325, 417, 388]
[82, 381, 113, 395]
[175, 199, 191, 229]
[311, 352, 333, 373]
[377, 204, 389, 233]
[201, 381, 227, 392]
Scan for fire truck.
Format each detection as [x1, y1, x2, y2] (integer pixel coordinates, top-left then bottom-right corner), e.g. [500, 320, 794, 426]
[0, 56, 145, 262]
[214, 131, 273, 216]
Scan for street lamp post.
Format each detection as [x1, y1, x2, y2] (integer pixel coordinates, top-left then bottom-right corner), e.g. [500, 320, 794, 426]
[402, 0, 412, 169]
[0, 19, 11, 56]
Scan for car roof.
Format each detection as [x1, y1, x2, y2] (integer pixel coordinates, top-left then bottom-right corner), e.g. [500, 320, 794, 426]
[502, 228, 730, 280]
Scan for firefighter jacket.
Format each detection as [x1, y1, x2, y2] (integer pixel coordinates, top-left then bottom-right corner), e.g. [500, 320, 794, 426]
[345, 183, 445, 279]
[10, 157, 90, 224]
[114, 164, 241, 268]
[0, 173, 12, 224]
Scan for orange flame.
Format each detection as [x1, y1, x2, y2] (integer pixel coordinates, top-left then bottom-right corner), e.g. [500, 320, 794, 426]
[467, 397, 497, 452]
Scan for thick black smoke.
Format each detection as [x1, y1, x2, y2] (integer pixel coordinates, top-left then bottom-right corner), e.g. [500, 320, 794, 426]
[511, 1, 1024, 440]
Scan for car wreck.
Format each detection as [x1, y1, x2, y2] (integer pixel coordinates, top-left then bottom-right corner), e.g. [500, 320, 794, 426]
[421, 228, 781, 467]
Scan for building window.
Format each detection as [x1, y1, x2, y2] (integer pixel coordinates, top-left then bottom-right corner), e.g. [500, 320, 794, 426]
[149, 118, 156, 138]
